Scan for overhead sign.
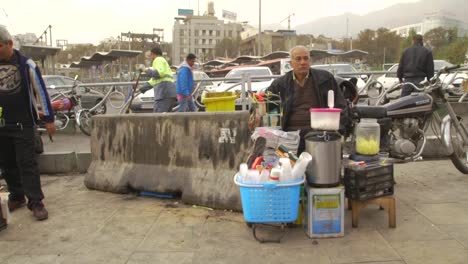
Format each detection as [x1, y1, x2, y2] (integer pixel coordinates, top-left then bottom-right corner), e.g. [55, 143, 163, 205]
[178, 9, 194, 16]
[222, 10, 237, 21]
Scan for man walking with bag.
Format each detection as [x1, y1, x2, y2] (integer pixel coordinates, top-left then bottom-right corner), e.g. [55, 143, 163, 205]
[0, 26, 55, 221]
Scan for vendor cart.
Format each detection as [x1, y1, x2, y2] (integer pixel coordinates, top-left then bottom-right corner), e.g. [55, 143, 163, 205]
[234, 174, 304, 243]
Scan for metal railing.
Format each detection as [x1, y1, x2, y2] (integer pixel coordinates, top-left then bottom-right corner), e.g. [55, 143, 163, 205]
[46, 67, 468, 112]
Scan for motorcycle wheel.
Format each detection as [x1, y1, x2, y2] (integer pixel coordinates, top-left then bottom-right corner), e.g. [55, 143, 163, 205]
[449, 120, 468, 174]
[77, 109, 93, 136]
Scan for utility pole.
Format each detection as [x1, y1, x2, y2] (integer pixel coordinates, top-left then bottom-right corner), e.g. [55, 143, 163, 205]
[49, 25, 52, 47]
[346, 17, 349, 50]
[258, 0, 261, 56]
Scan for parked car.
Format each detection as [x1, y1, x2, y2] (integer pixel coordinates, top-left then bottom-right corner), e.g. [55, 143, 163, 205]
[377, 60, 468, 98]
[43, 75, 106, 113]
[310, 63, 367, 94]
[130, 71, 215, 112]
[212, 66, 274, 93]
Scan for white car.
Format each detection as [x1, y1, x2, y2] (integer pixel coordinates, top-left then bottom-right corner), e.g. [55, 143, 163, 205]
[310, 64, 367, 94]
[377, 60, 467, 98]
[212, 66, 274, 93]
[130, 71, 215, 112]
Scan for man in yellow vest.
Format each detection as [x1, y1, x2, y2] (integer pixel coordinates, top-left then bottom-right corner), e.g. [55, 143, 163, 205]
[140, 47, 177, 112]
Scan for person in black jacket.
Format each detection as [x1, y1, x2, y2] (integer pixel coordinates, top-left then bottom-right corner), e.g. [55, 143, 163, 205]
[266, 45, 348, 153]
[0, 26, 55, 221]
[397, 34, 434, 97]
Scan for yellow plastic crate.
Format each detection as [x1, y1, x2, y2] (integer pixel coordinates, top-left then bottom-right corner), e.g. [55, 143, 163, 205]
[201, 91, 238, 112]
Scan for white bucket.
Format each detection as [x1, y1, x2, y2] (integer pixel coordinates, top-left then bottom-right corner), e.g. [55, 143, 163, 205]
[310, 108, 342, 131]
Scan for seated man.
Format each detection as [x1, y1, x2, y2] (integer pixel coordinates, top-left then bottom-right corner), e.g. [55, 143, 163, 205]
[266, 45, 348, 153]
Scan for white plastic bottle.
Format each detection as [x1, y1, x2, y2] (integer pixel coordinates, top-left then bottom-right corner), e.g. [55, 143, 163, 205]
[259, 169, 270, 183]
[269, 168, 281, 182]
[291, 152, 312, 180]
[239, 163, 248, 182]
[279, 158, 294, 182]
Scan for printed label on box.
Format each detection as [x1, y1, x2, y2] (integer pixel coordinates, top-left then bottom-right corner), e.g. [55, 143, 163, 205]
[312, 194, 342, 234]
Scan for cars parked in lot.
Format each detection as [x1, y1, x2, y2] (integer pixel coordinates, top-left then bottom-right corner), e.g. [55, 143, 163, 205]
[130, 71, 215, 112]
[377, 60, 468, 98]
[43, 75, 106, 113]
[212, 66, 274, 93]
[310, 63, 367, 93]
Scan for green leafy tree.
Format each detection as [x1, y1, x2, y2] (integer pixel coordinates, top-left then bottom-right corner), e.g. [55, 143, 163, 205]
[354, 28, 402, 67]
[424, 27, 457, 53]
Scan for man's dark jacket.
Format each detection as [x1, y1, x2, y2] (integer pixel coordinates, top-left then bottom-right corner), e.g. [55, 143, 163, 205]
[397, 43, 434, 81]
[266, 68, 348, 133]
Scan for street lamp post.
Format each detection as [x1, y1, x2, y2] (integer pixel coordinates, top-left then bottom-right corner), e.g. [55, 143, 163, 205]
[258, 0, 261, 56]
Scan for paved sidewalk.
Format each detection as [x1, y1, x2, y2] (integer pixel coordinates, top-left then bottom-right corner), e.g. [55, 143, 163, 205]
[1, 160, 468, 263]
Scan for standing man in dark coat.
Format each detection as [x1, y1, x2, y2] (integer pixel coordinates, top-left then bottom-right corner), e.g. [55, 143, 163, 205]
[0, 26, 55, 221]
[397, 34, 434, 97]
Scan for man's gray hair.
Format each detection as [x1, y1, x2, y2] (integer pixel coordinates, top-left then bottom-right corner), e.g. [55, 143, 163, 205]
[0, 26, 12, 44]
[289, 45, 310, 58]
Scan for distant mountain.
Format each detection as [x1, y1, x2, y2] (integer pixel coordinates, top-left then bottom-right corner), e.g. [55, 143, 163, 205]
[294, 0, 467, 38]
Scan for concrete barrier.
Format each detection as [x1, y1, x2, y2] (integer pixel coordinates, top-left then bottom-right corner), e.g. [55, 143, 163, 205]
[38, 152, 91, 174]
[85, 112, 252, 211]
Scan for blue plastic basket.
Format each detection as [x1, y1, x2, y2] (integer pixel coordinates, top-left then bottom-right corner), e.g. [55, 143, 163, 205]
[234, 174, 304, 223]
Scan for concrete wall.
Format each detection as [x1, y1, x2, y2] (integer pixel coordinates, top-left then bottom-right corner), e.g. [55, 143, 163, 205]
[85, 112, 252, 210]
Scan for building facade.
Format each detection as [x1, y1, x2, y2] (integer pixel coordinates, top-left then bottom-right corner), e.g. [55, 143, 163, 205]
[240, 30, 298, 56]
[391, 11, 468, 37]
[172, 15, 243, 65]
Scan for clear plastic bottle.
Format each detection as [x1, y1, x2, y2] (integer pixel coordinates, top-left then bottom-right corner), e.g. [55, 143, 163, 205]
[279, 158, 293, 182]
[355, 118, 380, 155]
[269, 168, 281, 182]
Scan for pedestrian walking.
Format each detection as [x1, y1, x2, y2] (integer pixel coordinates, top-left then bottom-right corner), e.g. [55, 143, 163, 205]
[176, 53, 198, 112]
[139, 47, 177, 112]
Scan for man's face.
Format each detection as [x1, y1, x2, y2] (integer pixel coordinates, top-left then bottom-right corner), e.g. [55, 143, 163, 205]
[150, 52, 157, 60]
[290, 48, 310, 75]
[187, 58, 196, 67]
[0, 40, 13, 60]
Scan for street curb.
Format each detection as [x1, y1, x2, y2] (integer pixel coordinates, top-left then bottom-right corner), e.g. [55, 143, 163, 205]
[38, 151, 91, 175]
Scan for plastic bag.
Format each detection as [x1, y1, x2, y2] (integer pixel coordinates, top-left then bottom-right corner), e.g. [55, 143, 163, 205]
[251, 127, 300, 154]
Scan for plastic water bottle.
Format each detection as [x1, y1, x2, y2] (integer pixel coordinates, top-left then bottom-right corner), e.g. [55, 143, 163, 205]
[245, 169, 260, 183]
[279, 158, 294, 182]
[291, 152, 312, 180]
[239, 163, 248, 181]
[269, 168, 281, 182]
[259, 169, 270, 183]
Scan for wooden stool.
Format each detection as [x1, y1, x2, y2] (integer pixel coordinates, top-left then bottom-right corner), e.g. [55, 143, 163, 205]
[349, 196, 396, 228]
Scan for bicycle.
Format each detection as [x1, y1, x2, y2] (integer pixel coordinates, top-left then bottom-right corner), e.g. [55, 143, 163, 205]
[75, 85, 126, 135]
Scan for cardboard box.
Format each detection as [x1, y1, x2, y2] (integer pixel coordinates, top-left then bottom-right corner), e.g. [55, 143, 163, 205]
[304, 185, 344, 238]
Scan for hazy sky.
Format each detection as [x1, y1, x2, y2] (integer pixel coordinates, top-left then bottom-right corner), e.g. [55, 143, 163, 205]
[1, 0, 420, 45]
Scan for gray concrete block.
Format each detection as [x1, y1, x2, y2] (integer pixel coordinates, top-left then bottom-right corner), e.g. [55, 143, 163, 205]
[39, 152, 77, 174]
[76, 152, 92, 173]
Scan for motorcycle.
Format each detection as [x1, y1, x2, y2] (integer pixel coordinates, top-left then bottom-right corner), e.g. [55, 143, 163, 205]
[38, 75, 87, 134]
[350, 65, 468, 174]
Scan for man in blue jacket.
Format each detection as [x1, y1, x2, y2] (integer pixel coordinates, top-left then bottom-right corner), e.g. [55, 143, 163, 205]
[0, 26, 55, 221]
[176, 53, 197, 112]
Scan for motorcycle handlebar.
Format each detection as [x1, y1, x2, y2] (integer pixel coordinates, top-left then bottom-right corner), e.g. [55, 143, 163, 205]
[444, 64, 461, 73]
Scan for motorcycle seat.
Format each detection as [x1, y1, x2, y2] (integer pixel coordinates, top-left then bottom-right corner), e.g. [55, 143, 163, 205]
[354, 105, 387, 119]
